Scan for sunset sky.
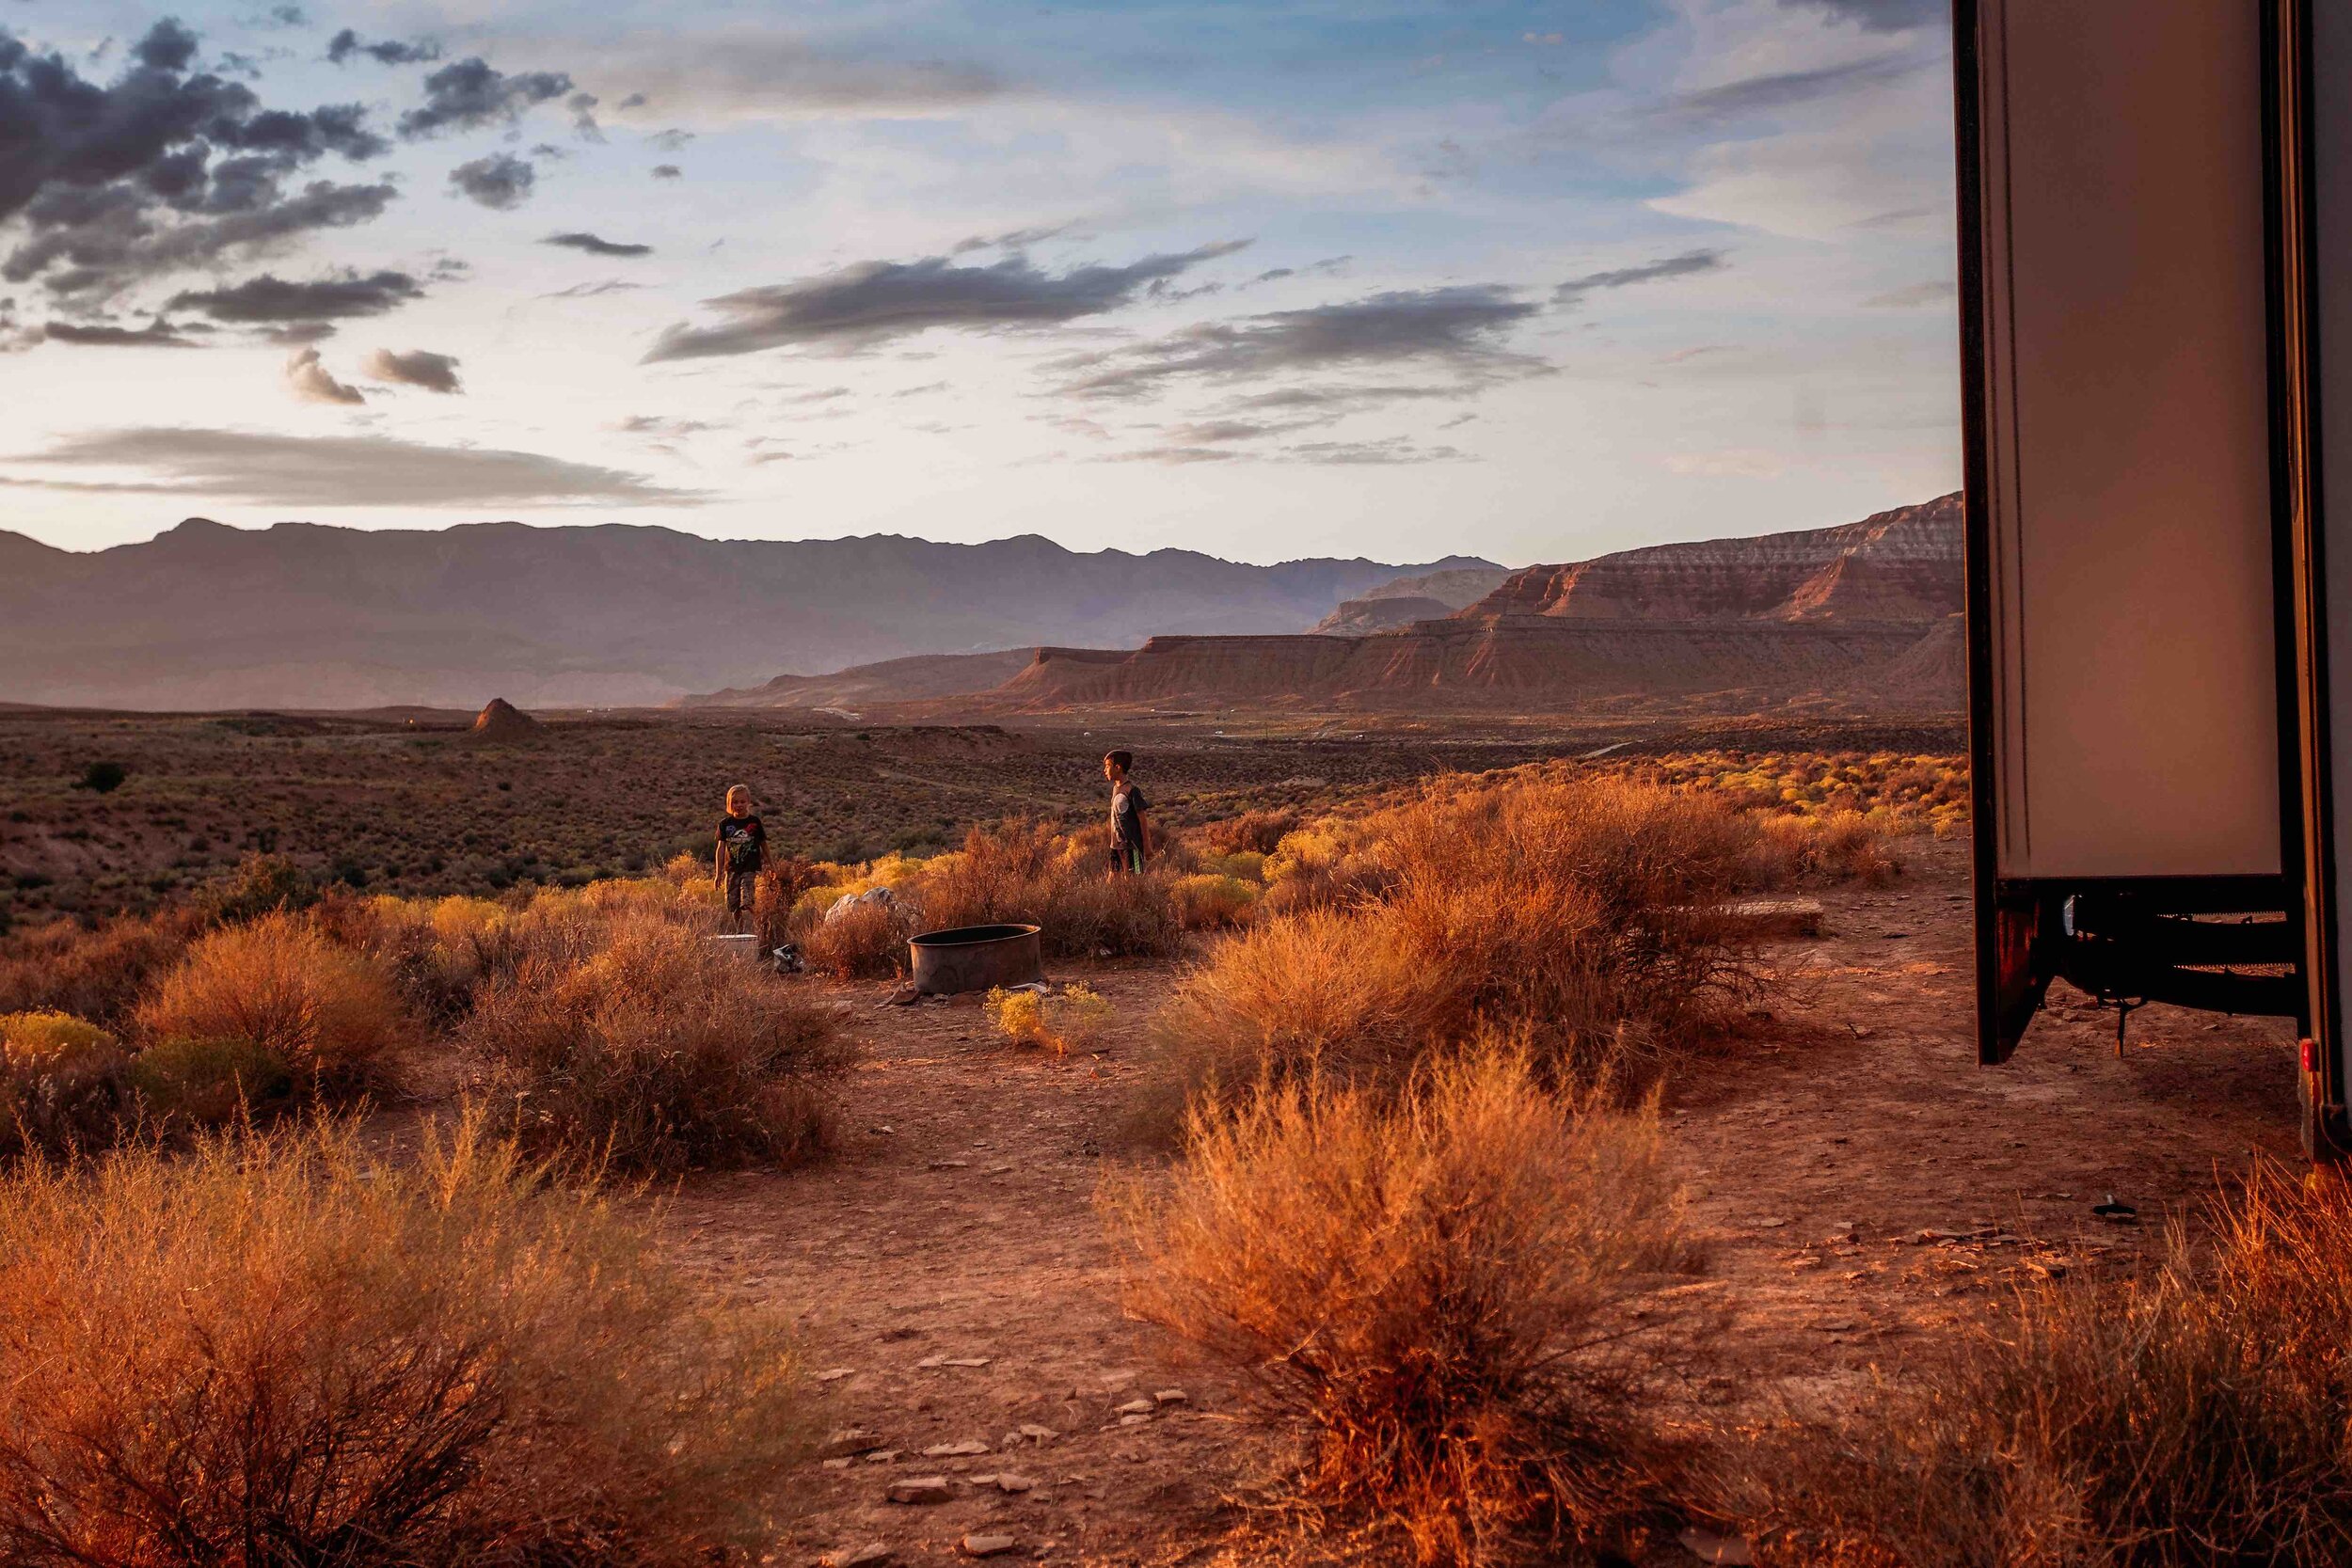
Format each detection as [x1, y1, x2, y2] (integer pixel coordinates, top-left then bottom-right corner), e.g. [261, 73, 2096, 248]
[0, 0, 1958, 565]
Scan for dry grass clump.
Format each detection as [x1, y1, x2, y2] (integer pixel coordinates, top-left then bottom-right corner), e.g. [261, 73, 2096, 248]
[0, 1010, 130, 1160]
[798, 893, 915, 978]
[0, 905, 209, 1029]
[1740, 1166, 2352, 1568]
[1198, 808, 1301, 857]
[986, 983, 1111, 1054]
[1107, 1049, 1703, 1565]
[1160, 775, 1762, 1093]
[1170, 872, 1261, 930]
[134, 911, 404, 1101]
[466, 913, 846, 1172]
[1750, 810, 1905, 887]
[0, 1113, 806, 1566]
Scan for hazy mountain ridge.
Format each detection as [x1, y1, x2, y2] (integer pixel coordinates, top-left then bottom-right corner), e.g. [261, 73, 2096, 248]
[0, 518, 1489, 710]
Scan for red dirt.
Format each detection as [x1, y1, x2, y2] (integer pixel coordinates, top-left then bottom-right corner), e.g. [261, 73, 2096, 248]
[662, 835, 2297, 1566]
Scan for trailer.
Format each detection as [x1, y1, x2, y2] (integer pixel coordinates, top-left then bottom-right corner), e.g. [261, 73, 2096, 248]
[1955, 0, 2352, 1156]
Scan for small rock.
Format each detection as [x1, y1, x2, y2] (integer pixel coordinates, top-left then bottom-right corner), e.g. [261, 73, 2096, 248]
[1678, 1527, 1757, 1566]
[1114, 1398, 1154, 1416]
[929, 1160, 973, 1171]
[940, 1355, 992, 1367]
[882, 986, 921, 1007]
[995, 1473, 1038, 1494]
[822, 1458, 854, 1471]
[960, 1535, 1018, 1559]
[821, 1544, 892, 1568]
[1016, 1422, 1060, 1443]
[923, 1440, 991, 1458]
[887, 1476, 952, 1505]
[815, 1367, 857, 1383]
[916, 1354, 946, 1369]
[1118, 1414, 1151, 1427]
[872, 1125, 896, 1135]
[821, 1429, 878, 1458]
[1152, 1389, 1188, 1406]
[1811, 1319, 1858, 1334]
[865, 1449, 900, 1465]
[1752, 1216, 1789, 1230]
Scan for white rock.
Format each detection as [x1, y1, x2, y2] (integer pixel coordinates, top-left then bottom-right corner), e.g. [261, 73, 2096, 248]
[960, 1534, 1018, 1559]
[922, 1439, 991, 1458]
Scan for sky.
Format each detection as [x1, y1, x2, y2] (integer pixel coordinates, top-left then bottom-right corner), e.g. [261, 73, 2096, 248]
[0, 0, 1959, 566]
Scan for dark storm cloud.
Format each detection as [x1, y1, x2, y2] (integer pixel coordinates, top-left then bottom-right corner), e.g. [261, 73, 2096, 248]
[1551, 249, 1724, 307]
[167, 268, 422, 323]
[283, 343, 363, 404]
[545, 230, 650, 257]
[1663, 54, 1931, 121]
[361, 345, 461, 392]
[43, 318, 199, 347]
[398, 56, 573, 138]
[0, 21, 394, 302]
[325, 29, 441, 66]
[1054, 284, 1540, 400]
[1783, 0, 1944, 30]
[643, 240, 1249, 362]
[4, 427, 707, 507]
[448, 153, 534, 211]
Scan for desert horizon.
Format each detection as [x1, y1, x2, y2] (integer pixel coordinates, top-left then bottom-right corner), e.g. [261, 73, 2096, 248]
[10, 2, 2352, 1566]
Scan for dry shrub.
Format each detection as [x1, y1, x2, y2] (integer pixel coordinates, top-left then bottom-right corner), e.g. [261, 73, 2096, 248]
[798, 895, 914, 979]
[0, 1113, 805, 1566]
[465, 914, 846, 1172]
[1744, 1165, 2352, 1568]
[1107, 1049, 1703, 1565]
[1751, 810, 1904, 887]
[135, 912, 403, 1099]
[1160, 775, 1762, 1094]
[125, 1035, 293, 1127]
[986, 983, 1111, 1054]
[916, 818, 1185, 958]
[0, 1010, 129, 1160]
[1199, 808, 1300, 856]
[1170, 872, 1261, 930]
[0, 906, 209, 1029]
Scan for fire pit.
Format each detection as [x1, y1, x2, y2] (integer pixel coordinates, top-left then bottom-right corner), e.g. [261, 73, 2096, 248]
[909, 923, 1043, 995]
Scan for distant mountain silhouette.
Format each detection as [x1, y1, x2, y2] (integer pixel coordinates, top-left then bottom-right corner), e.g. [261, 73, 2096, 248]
[0, 518, 1492, 710]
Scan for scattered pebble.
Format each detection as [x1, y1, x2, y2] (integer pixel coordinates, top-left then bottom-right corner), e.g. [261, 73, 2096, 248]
[1152, 1389, 1188, 1406]
[886, 1476, 952, 1505]
[923, 1440, 991, 1458]
[814, 1367, 857, 1383]
[1118, 1415, 1151, 1428]
[1015, 1422, 1060, 1443]
[820, 1544, 892, 1568]
[1114, 1398, 1154, 1416]
[821, 1429, 877, 1458]
[995, 1473, 1038, 1494]
[960, 1534, 1018, 1559]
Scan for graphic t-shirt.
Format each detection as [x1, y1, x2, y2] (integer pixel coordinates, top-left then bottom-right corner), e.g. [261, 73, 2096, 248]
[1110, 785, 1149, 847]
[718, 814, 767, 875]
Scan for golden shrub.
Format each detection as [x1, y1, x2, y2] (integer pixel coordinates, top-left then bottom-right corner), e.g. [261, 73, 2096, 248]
[134, 912, 404, 1095]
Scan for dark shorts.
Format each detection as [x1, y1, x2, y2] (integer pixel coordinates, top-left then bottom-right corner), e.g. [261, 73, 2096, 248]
[1110, 841, 1145, 876]
[725, 869, 758, 913]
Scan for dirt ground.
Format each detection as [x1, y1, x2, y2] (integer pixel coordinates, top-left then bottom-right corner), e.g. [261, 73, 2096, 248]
[661, 834, 2302, 1567]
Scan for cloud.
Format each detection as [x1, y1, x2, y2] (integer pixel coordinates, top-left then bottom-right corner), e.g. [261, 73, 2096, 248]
[398, 56, 573, 138]
[5, 427, 706, 507]
[1552, 249, 1725, 308]
[1054, 284, 1541, 400]
[538, 278, 644, 299]
[646, 127, 694, 152]
[1103, 446, 1242, 466]
[1166, 420, 1283, 444]
[166, 268, 422, 323]
[262, 321, 337, 344]
[544, 230, 651, 258]
[361, 346, 461, 392]
[565, 91, 603, 140]
[556, 30, 1004, 126]
[1283, 437, 1466, 466]
[1782, 0, 1945, 32]
[449, 153, 535, 211]
[42, 319, 200, 347]
[951, 221, 1075, 255]
[1661, 54, 1932, 123]
[283, 345, 363, 404]
[325, 29, 441, 66]
[614, 414, 719, 436]
[643, 240, 1248, 362]
[651, 163, 683, 181]
[1864, 278, 1956, 308]
[0, 21, 395, 301]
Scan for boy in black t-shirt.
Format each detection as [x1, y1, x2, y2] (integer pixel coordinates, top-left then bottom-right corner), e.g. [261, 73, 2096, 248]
[713, 784, 767, 928]
[1104, 751, 1151, 875]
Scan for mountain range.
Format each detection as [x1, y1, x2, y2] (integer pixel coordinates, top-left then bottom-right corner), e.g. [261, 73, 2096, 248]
[690, 493, 1965, 715]
[0, 520, 1490, 710]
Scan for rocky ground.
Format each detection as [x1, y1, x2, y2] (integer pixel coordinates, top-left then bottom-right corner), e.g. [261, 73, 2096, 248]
[661, 835, 2300, 1567]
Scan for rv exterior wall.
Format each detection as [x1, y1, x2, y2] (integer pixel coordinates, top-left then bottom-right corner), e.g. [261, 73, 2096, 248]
[1974, 0, 2280, 879]
[2317, 0, 2352, 1066]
